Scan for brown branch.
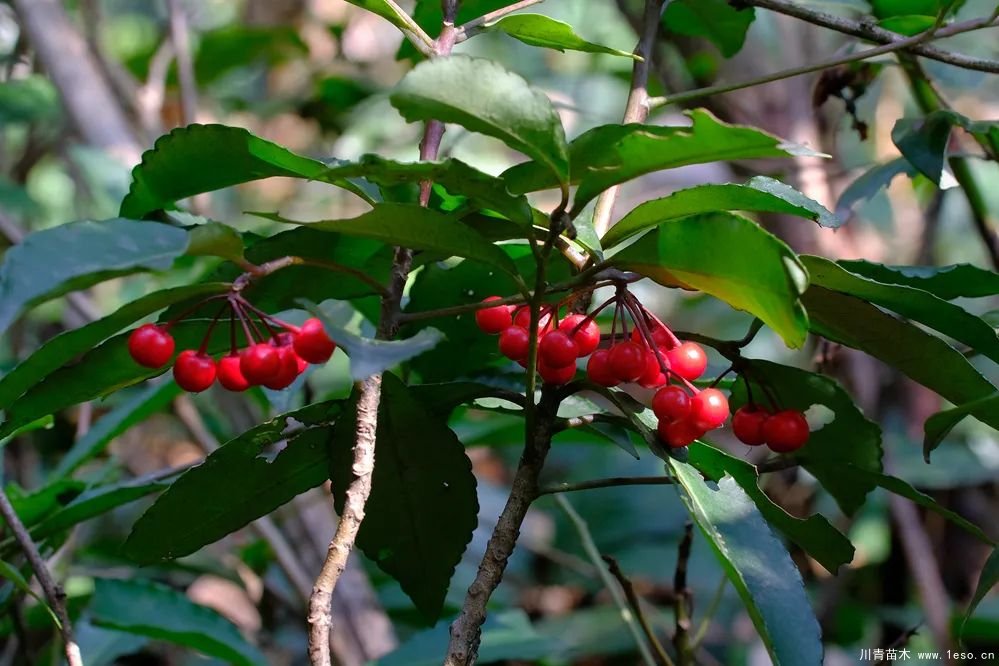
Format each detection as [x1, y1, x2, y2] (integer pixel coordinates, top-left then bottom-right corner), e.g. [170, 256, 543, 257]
[537, 476, 674, 496]
[673, 522, 694, 666]
[0, 488, 82, 666]
[603, 555, 673, 666]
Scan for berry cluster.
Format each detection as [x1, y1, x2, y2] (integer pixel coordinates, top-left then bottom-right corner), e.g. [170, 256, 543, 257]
[127, 294, 336, 393]
[732, 404, 809, 453]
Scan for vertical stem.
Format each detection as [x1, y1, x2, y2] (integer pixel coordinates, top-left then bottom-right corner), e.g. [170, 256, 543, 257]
[673, 523, 694, 666]
[166, 0, 198, 125]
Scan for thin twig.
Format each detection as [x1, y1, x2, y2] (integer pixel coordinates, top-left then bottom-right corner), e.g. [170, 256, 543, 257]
[673, 522, 694, 666]
[537, 476, 674, 497]
[456, 0, 546, 41]
[0, 488, 82, 666]
[166, 0, 198, 125]
[381, 0, 436, 54]
[603, 555, 674, 666]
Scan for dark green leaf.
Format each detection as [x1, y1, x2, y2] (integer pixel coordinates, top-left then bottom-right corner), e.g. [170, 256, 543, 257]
[803, 256, 999, 363]
[0, 76, 60, 124]
[960, 548, 999, 643]
[729, 360, 882, 515]
[503, 109, 819, 214]
[75, 621, 147, 666]
[892, 114, 955, 184]
[185, 221, 246, 263]
[398, 0, 509, 60]
[0, 219, 190, 335]
[663, 0, 756, 57]
[329, 375, 478, 620]
[669, 461, 823, 666]
[611, 212, 809, 348]
[838, 260, 999, 299]
[923, 393, 999, 462]
[124, 401, 342, 563]
[604, 179, 838, 248]
[0, 283, 225, 412]
[585, 421, 640, 459]
[0, 559, 59, 626]
[689, 443, 854, 572]
[485, 14, 638, 59]
[195, 26, 306, 85]
[835, 158, 915, 220]
[120, 124, 372, 218]
[90, 578, 267, 665]
[390, 55, 569, 187]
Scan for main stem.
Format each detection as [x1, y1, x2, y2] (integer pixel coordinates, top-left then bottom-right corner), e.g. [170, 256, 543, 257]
[305, 5, 459, 665]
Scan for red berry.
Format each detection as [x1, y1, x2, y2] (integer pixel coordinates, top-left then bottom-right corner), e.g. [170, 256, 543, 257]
[691, 388, 729, 430]
[630, 324, 671, 348]
[293, 318, 336, 364]
[240, 343, 281, 384]
[218, 354, 251, 392]
[173, 350, 217, 393]
[637, 347, 669, 388]
[475, 297, 513, 334]
[608, 342, 646, 383]
[128, 324, 175, 368]
[559, 314, 600, 356]
[539, 359, 576, 385]
[667, 342, 708, 381]
[732, 405, 770, 446]
[657, 418, 703, 449]
[764, 410, 810, 453]
[539, 331, 579, 368]
[498, 326, 530, 360]
[513, 307, 552, 332]
[652, 386, 692, 422]
[586, 349, 620, 387]
[263, 345, 301, 390]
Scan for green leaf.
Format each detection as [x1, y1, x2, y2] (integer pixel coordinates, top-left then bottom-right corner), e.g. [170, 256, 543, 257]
[75, 621, 147, 666]
[120, 124, 373, 218]
[390, 55, 569, 188]
[960, 548, 999, 644]
[892, 113, 955, 185]
[729, 361, 882, 515]
[0, 559, 60, 627]
[835, 158, 916, 220]
[124, 401, 342, 563]
[398, 0, 509, 60]
[0, 76, 60, 124]
[0, 283, 225, 412]
[484, 14, 639, 59]
[90, 578, 267, 665]
[923, 393, 999, 462]
[669, 461, 823, 666]
[688, 443, 855, 573]
[803, 256, 999, 363]
[603, 178, 838, 248]
[185, 221, 246, 263]
[803, 286, 999, 432]
[663, 0, 756, 57]
[611, 212, 810, 348]
[261, 203, 520, 277]
[343, 1, 423, 36]
[838, 260, 999, 300]
[194, 25, 306, 85]
[324, 155, 533, 225]
[329, 375, 478, 620]
[0, 219, 190, 335]
[505, 110, 818, 215]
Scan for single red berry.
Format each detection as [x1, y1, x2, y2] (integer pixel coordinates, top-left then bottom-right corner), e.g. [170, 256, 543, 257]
[513, 307, 552, 332]
[263, 345, 301, 390]
[657, 418, 703, 449]
[732, 405, 770, 446]
[475, 296, 513, 334]
[128, 324, 175, 368]
[218, 354, 251, 392]
[630, 324, 671, 348]
[764, 410, 810, 453]
[586, 349, 620, 387]
[240, 343, 281, 384]
[173, 350, 217, 392]
[637, 347, 669, 388]
[559, 314, 600, 357]
[608, 341, 646, 383]
[293, 318, 336, 364]
[498, 326, 530, 360]
[691, 388, 729, 430]
[667, 342, 708, 381]
[539, 359, 576, 385]
[539, 330, 579, 368]
[652, 386, 692, 422]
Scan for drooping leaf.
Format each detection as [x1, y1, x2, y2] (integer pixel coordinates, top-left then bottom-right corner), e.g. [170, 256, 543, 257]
[729, 360, 882, 515]
[343, 1, 427, 36]
[120, 124, 374, 218]
[688, 444, 854, 572]
[124, 401, 342, 563]
[837, 260, 999, 300]
[0, 219, 190, 335]
[390, 55, 569, 188]
[803, 286, 999, 432]
[923, 393, 999, 462]
[329, 375, 478, 621]
[484, 14, 639, 59]
[90, 578, 267, 666]
[669, 461, 823, 666]
[611, 212, 810, 348]
[803, 256, 999, 363]
[0, 559, 59, 626]
[603, 179, 838, 248]
[960, 548, 999, 644]
[892, 114, 955, 185]
[0, 283, 225, 411]
[835, 158, 916, 221]
[663, 0, 756, 57]
[503, 109, 820, 214]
